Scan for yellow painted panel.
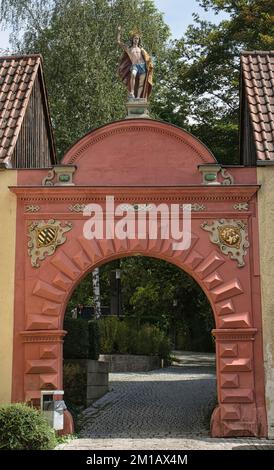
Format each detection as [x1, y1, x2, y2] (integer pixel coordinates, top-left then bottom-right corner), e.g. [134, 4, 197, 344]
[0, 170, 17, 403]
[257, 167, 274, 438]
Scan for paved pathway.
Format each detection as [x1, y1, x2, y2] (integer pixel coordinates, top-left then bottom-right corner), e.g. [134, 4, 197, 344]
[57, 353, 274, 450]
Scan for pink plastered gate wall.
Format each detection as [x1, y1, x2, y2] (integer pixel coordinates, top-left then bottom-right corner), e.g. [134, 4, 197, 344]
[11, 119, 267, 436]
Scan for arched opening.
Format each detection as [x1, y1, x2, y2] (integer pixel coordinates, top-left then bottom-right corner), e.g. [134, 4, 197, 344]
[62, 255, 217, 438]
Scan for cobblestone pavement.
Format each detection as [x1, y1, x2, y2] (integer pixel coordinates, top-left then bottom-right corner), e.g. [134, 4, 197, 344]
[57, 437, 274, 450]
[57, 353, 274, 450]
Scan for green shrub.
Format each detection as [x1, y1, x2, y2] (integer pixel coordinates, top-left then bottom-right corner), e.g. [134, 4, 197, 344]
[114, 321, 130, 353]
[158, 336, 172, 363]
[0, 403, 57, 450]
[98, 316, 120, 353]
[98, 317, 171, 359]
[63, 317, 89, 359]
[134, 324, 154, 355]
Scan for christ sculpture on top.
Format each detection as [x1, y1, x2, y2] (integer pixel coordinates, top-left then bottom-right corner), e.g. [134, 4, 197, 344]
[117, 26, 153, 100]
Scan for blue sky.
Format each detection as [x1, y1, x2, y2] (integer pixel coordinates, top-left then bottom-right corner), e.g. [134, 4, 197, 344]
[154, 0, 228, 38]
[0, 0, 228, 49]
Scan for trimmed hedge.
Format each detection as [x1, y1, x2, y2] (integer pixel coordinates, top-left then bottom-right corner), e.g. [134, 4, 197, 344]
[0, 403, 57, 450]
[98, 317, 171, 360]
[63, 316, 171, 361]
[63, 317, 89, 359]
[63, 318, 100, 359]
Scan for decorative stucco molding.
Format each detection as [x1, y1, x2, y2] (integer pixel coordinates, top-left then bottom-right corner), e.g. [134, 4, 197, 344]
[233, 203, 249, 211]
[42, 166, 76, 186]
[119, 203, 154, 212]
[201, 219, 249, 267]
[180, 203, 206, 211]
[221, 168, 234, 185]
[191, 203, 206, 211]
[42, 169, 55, 186]
[68, 204, 86, 212]
[25, 205, 40, 213]
[28, 219, 72, 267]
[198, 165, 234, 185]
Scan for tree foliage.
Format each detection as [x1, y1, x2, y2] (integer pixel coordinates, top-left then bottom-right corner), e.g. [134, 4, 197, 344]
[69, 257, 214, 352]
[0, 0, 169, 158]
[1, 0, 273, 162]
[152, 0, 274, 163]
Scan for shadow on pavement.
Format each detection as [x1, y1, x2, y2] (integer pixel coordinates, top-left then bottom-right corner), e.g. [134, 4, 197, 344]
[232, 445, 274, 450]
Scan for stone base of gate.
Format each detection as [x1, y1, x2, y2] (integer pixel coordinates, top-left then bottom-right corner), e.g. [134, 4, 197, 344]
[211, 405, 261, 437]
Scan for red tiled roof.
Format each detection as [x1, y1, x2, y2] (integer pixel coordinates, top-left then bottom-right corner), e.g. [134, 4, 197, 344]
[241, 51, 274, 161]
[0, 54, 53, 165]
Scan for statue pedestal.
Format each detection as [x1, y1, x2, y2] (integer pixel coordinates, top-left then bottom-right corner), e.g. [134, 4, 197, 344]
[125, 98, 150, 119]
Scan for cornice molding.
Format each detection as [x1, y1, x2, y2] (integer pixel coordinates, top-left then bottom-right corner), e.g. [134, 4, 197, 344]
[212, 328, 257, 341]
[9, 185, 260, 204]
[20, 330, 67, 342]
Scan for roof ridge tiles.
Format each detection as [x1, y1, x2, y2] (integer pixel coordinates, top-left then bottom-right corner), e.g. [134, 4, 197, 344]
[241, 51, 274, 56]
[0, 54, 42, 62]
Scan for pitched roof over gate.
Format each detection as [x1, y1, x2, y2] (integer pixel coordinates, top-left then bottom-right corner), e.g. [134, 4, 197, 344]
[241, 51, 274, 163]
[0, 54, 56, 167]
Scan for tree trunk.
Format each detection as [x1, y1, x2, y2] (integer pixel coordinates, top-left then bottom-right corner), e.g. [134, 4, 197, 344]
[92, 267, 101, 319]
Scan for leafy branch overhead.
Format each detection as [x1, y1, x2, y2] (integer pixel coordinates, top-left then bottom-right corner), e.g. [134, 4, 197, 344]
[152, 0, 274, 163]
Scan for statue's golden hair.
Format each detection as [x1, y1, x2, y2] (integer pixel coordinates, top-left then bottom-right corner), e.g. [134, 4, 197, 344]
[129, 28, 142, 38]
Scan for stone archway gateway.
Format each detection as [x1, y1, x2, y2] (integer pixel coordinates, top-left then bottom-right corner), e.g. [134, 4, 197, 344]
[8, 118, 267, 437]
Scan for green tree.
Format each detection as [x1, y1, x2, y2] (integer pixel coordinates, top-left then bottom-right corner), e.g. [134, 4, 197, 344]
[103, 256, 214, 350]
[68, 256, 214, 351]
[1, 0, 169, 158]
[152, 0, 274, 163]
